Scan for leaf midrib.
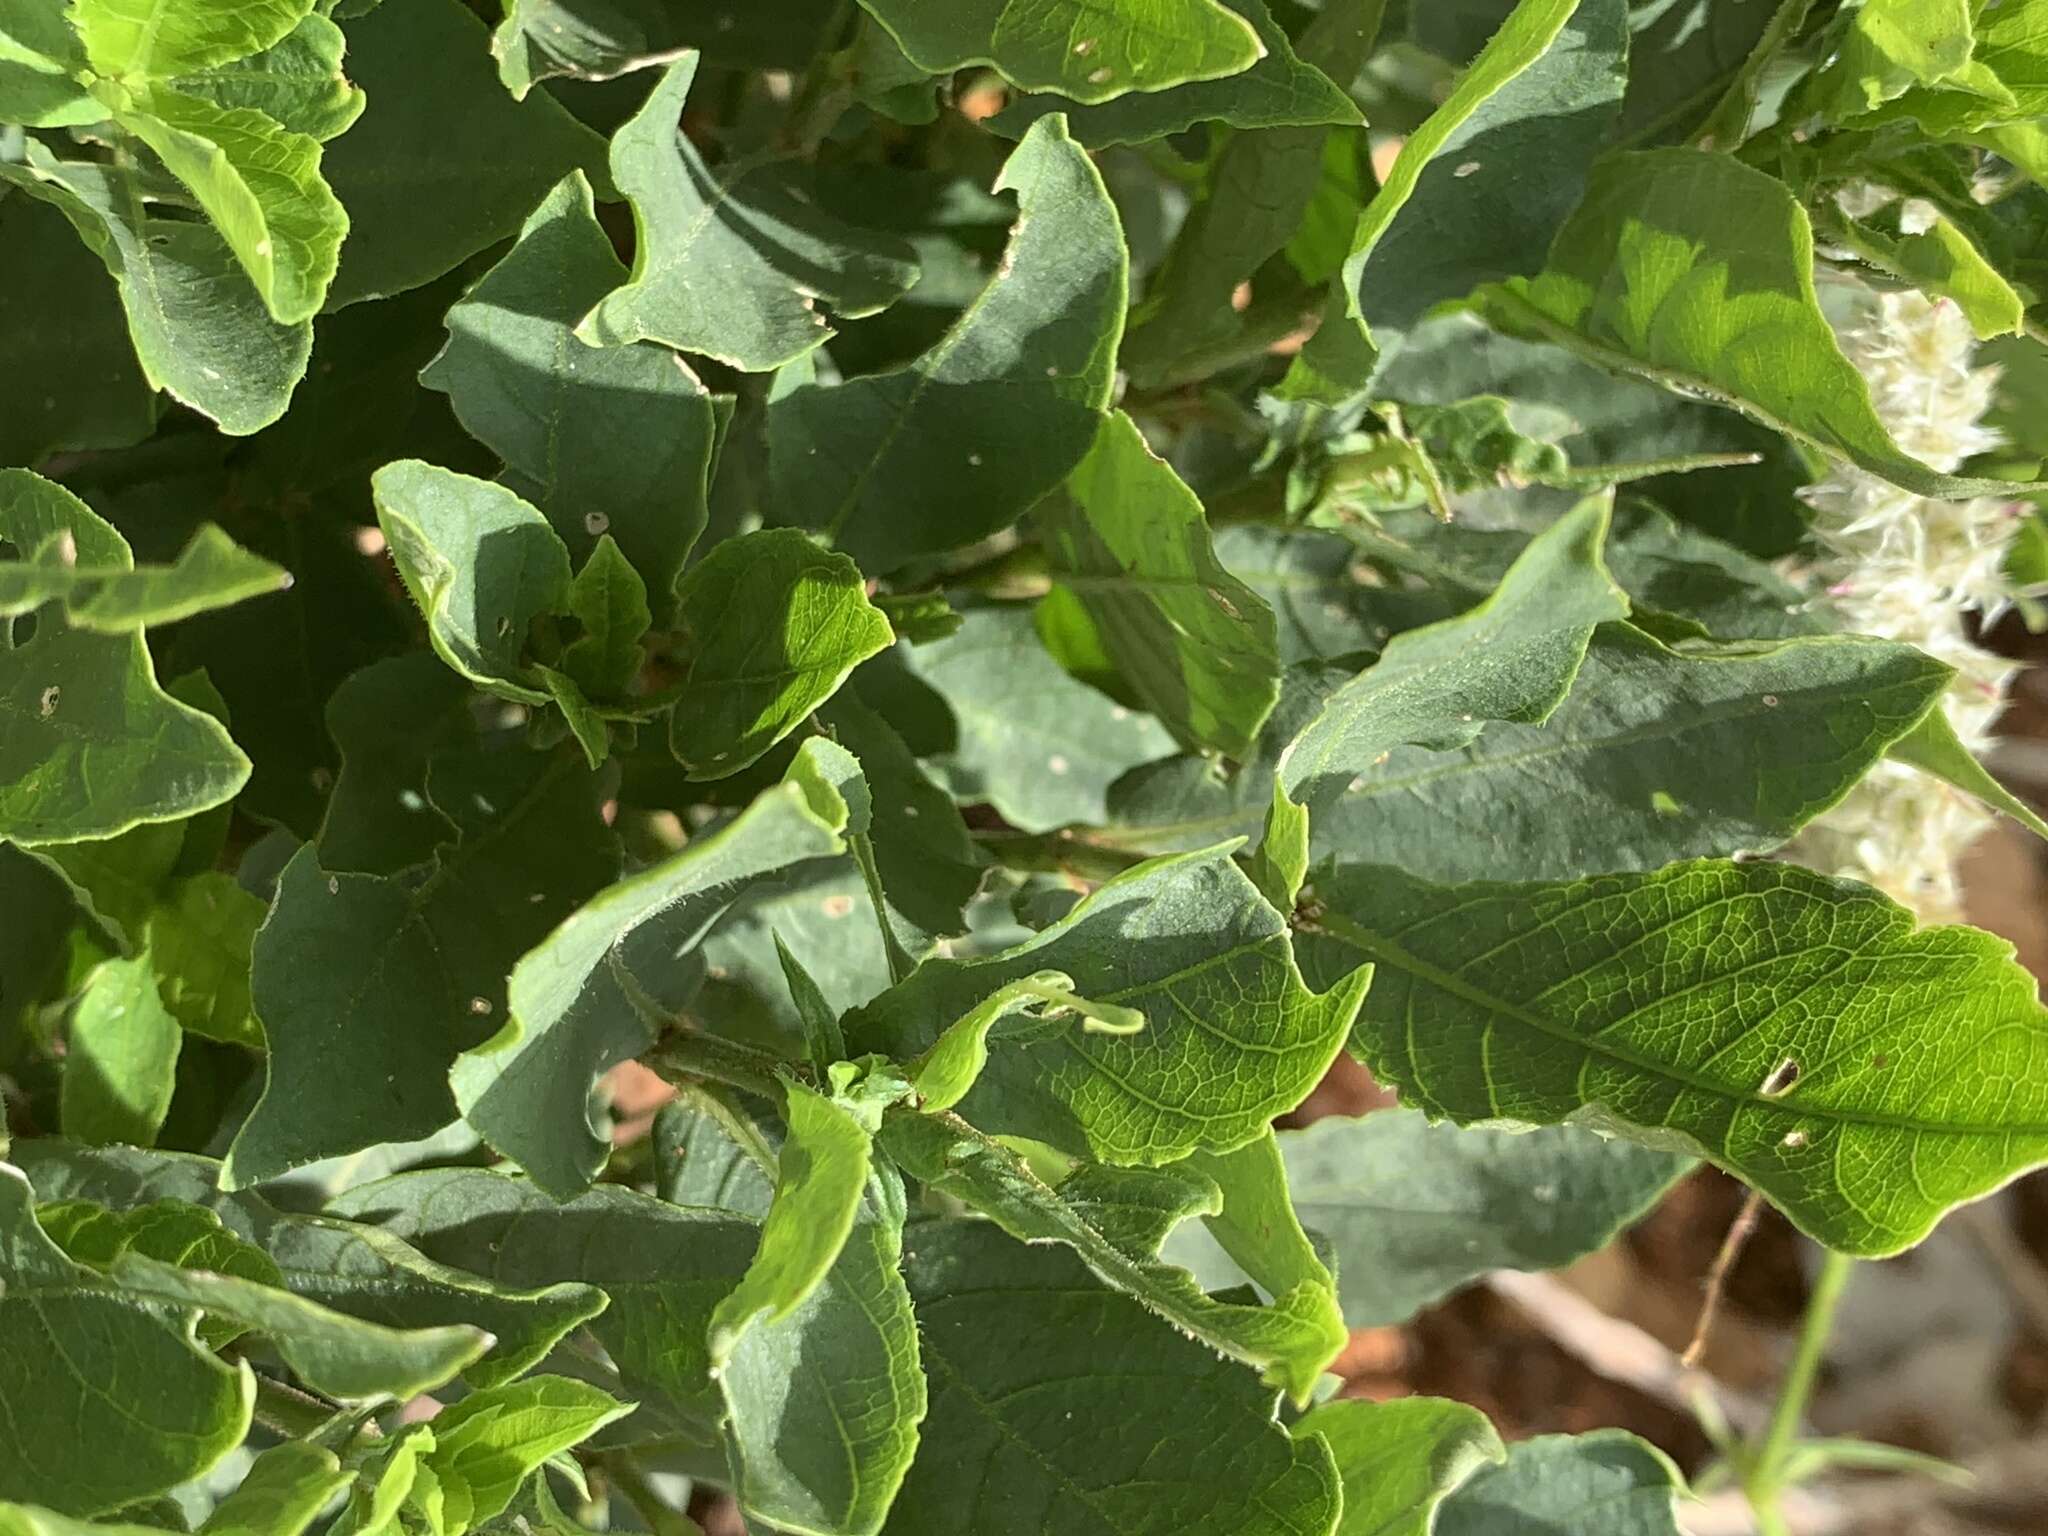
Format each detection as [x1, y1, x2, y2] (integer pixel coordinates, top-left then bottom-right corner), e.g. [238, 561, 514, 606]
[1316, 908, 2048, 1137]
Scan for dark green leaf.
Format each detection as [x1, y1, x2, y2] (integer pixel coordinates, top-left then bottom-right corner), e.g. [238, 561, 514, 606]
[489, 0, 840, 96]
[422, 172, 717, 620]
[766, 116, 1126, 573]
[1295, 1397, 1505, 1536]
[1436, 1432, 1684, 1535]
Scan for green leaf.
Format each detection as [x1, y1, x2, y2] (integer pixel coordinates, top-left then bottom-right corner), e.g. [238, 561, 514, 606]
[198, 1443, 349, 1536]
[1616, 0, 1785, 145]
[1436, 1431, 1684, 1535]
[1117, 0, 1382, 387]
[314, 653, 471, 875]
[891, 606, 1176, 831]
[856, 0, 1262, 103]
[421, 172, 717, 619]
[1313, 624, 1956, 880]
[1250, 781, 1309, 911]
[0, 472, 250, 845]
[0, 1165, 251, 1517]
[0, 0, 96, 126]
[450, 739, 855, 1195]
[0, 147, 311, 434]
[1890, 706, 2048, 843]
[0, 192, 154, 464]
[887, 1218, 1342, 1536]
[668, 530, 894, 779]
[817, 688, 985, 940]
[1475, 147, 2048, 502]
[766, 115, 1127, 573]
[114, 85, 347, 326]
[988, 0, 1360, 146]
[849, 845, 1369, 1165]
[576, 54, 917, 371]
[1306, 857, 2048, 1255]
[322, 0, 606, 308]
[17, 1141, 609, 1391]
[1215, 1110, 1688, 1325]
[0, 524, 289, 631]
[418, 1377, 632, 1532]
[1294, 1397, 1505, 1536]
[0, 1507, 169, 1536]
[166, 12, 364, 140]
[1042, 412, 1280, 757]
[1292, 0, 1628, 394]
[707, 1078, 872, 1365]
[145, 873, 266, 1047]
[1819, 197, 2026, 341]
[1801, 0, 1977, 120]
[110, 1248, 488, 1399]
[561, 536, 651, 703]
[372, 460, 572, 702]
[489, 0, 840, 96]
[73, 0, 310, 77]
[223, 742, 617, 1186]
[60, 952, 181, 1147]
[1280, 494, 1628, 811]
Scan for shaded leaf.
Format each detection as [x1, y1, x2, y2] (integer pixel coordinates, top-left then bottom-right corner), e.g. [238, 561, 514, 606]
[450, 739, 855, 1195]
[887, 1218, 1342, 1536]
[767, 116, 1126, 573]
[422, 171, 717, 617]
[490, 0, 840, 95]
[1436, 1431, 1684, 1535]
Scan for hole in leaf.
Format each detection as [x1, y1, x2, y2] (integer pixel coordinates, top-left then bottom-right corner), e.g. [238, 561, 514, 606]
[1760, 1057, 1801, 1097]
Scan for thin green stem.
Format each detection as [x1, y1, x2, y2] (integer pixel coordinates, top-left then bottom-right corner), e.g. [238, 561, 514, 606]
[643, 1030, 796, 1101]
[249, 1373, 343, 1440]
[1742, 1248, 1854, 1529]
[601, 1453, 706, 1536]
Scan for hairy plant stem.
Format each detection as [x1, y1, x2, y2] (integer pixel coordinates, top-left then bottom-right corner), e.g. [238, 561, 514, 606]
[1742, 1249, 1855, 1535]
[644, 1029, 797, 1101]
[248, 1373, 343, 1440]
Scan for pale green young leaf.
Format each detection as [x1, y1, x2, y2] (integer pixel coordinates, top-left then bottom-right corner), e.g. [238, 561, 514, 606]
[419, 1377, 633, 1533]
[1280, 495, 1629, 811]
[450, 740, 855, 1196]
[1306, 858, 2048, 1255]
[562, 536, 651, 702]
[0, 524, 288, 631]
[667, 530, 894, 780]
[223, 747, 617, 1186]
[1889, 706, 2048, 842]
[0, 472, 249, 845]
[166, 12, 363, 139]
[1215, 1110, 1688, 1325]
[60, 953, 181, 1147]
[321, 0, 606, 308]
[887, 1219, 1342, 1536]
[371, 460, 572, 703]
[198, 1443, 349, 1536]
[576, 54, 919, 371]
[1294, 1397, 1505, 1536]
[707, 1079, 872, 1367]
[115, 86, 347, 325]
[16, 1141, 609, 1392]
[1436, 1431, 1684, 1535]
[0, 1165, 252, 1517]
[1311, 0, 1629, 396]
[1313, 625, 1956, 881]
[988, 0, 1359, 146]
[856, 0, 1262, 103]
[850, 846, 1369, 1166]
[111, 1250, 491, 1399]
[891, 606, 1176, 832]
[0, 193, 153, 464]
[0, 148, 311, 434]
[1250, 781, 1309, 911]
[1043, 411, 1280, 758]
[1476, 148, 2048, 502]
[325, 1428, 429, 1536]
[0, 1506, 170, 1536]
[421, 172, 717, 619]
[73, 0, 311, 77]
[1821, 199, 2026, 340]
[1800, 0, 1976, 120]
[767, 115, 1127, 573]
